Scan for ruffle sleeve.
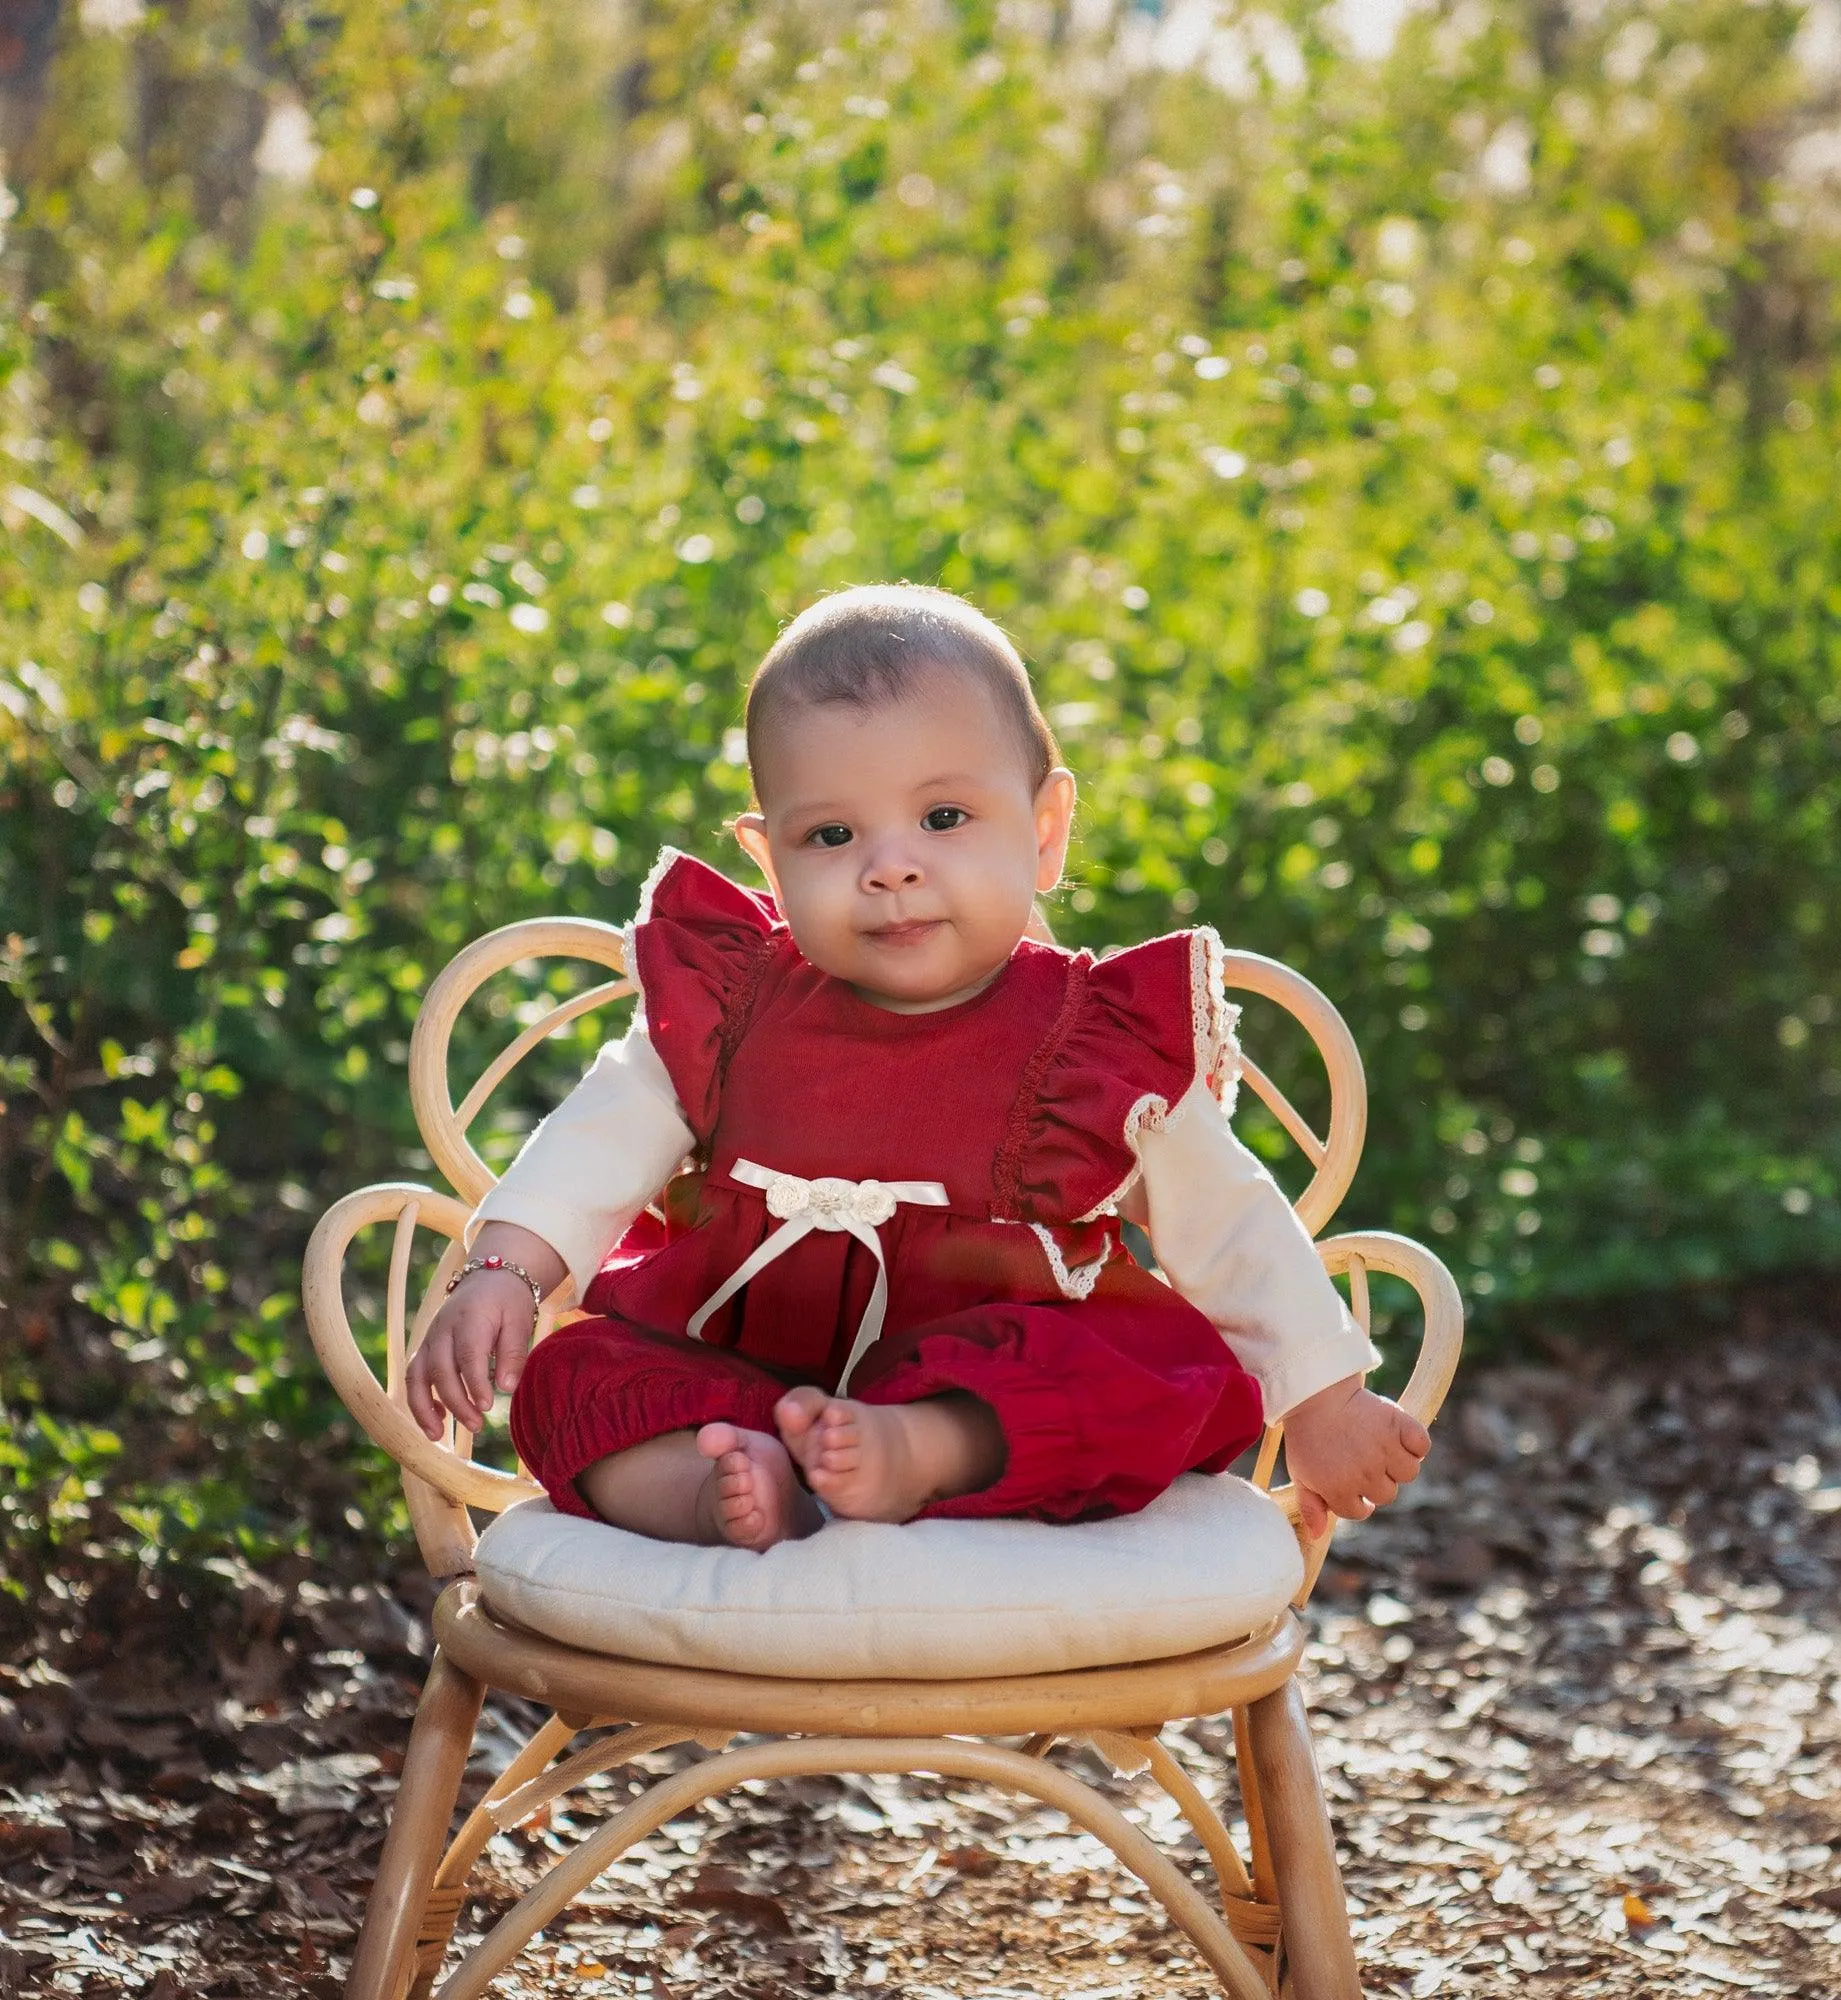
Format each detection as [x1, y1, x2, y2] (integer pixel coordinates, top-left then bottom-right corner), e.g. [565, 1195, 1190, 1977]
[996, 927, 1241, 1225]
[627, 847, 780, 1144]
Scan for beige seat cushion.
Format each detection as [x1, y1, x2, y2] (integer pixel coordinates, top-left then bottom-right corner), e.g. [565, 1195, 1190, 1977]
[472, 1473, 1302, 1680]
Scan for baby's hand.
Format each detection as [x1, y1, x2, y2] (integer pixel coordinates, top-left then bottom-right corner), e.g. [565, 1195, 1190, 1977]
[404, 1272, 536, 1438]
[1281, 1374, 1429, 1539]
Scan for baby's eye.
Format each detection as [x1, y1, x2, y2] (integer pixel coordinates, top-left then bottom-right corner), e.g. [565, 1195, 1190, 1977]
[807, 823, 852, 849]
[922, 806, 969, 832]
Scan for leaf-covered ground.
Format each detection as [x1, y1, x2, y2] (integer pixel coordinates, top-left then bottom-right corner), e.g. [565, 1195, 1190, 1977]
[5, 1305, 1839, 1999]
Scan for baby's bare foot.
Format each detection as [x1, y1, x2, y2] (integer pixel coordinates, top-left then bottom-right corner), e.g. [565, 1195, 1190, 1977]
[774, 1387, 1003, 1523]
[694, 1423, 822, 1551]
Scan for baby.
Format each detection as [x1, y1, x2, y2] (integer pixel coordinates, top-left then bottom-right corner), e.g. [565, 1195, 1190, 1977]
[407, 583, 1428, 1550]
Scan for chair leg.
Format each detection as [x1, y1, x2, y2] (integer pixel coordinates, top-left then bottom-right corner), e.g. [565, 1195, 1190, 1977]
[1241, 1680, 1361, 2000]
[345, 1650, 486, 2000]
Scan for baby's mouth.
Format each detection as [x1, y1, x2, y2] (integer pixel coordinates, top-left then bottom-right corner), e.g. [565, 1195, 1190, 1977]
[864, 918, 945, 945]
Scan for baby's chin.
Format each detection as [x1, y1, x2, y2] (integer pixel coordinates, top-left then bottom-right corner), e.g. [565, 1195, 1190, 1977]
[837, 946, 1013, 1015]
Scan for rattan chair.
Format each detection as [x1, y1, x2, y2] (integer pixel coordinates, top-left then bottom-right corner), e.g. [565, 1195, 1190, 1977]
[303, 915, 1462, 2000]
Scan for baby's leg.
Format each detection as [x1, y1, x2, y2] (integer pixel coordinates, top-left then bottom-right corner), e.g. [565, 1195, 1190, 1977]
[775, 1387, 1004, 1523]
[805, 1292, 1263, 1524]
[577, 1426, 821, 1550]
[509, 1314, 820, 1549]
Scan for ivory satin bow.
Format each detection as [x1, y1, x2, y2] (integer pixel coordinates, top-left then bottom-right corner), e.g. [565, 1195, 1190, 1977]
[684, 1159, 951, 1389]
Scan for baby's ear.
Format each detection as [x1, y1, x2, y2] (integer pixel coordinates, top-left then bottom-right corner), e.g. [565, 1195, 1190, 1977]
[732, 812, 778, 894]
[1033, 767, 1077, 892]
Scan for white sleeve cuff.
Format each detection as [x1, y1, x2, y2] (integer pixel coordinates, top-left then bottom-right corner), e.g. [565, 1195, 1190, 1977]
[1251, 1309, 1383, 1420]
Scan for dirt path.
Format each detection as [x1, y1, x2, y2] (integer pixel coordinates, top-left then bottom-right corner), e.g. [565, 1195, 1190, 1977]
[4, 1312, 1838, 1997]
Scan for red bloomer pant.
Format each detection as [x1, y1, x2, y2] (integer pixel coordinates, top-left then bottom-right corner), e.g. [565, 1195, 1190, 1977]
[507, 1299, 1264, 1525]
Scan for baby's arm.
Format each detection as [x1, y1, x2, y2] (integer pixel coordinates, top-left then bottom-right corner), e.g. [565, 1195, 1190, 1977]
[1134, 1081, 1428, 1535]
[405, 1024, 694, 1438]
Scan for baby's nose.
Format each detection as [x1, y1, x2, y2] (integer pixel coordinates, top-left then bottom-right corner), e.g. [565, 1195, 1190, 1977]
[862, 845, 924, 891]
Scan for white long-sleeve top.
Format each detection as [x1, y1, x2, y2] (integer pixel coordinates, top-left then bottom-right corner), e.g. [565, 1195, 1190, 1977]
[469, 1021, 1374, 1419]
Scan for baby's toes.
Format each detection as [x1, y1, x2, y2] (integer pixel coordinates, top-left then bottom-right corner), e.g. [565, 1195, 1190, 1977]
[698, 1421, 742, 1463]
[816, 1420, 861, 1471]
[774, 1387, 827, 1443]
[809, 1452, 856, 1496]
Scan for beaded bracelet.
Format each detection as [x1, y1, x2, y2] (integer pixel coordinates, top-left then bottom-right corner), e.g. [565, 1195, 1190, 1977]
[446, 1253, 544, 1327]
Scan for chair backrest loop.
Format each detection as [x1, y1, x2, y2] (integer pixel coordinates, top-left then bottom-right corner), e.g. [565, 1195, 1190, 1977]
[408, 918, 632, 1205]
[1216, 950, 1367, 1238]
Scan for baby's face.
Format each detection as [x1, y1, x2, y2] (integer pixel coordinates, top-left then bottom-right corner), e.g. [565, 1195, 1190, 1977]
[736, 669, 1074, 1012]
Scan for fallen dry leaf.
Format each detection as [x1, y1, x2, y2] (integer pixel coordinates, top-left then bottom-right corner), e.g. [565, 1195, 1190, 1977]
[1623, 1889, 1656, 1929]
[941, 1843, 1001, 1876]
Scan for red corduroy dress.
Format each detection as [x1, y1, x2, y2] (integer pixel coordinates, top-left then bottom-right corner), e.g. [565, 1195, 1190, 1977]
[508, 853, 1266, 1521]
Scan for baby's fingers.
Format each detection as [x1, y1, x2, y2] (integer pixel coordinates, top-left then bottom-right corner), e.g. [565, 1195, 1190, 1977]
[1310, 1479, 1376, 1529]
[404, 1350, 446, 1440]
[493, 1318, 532, 1398]
[1384, 1433, 1427, 1489]
[455, 1322, 500, 1423]
[426, 1330, 487, 1433]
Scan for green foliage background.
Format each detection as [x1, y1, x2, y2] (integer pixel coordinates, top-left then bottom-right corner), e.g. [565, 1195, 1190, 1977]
[3, 0, 1839, 1571]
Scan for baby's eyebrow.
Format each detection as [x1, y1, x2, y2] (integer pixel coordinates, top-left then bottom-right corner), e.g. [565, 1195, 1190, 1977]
[768, 772, 992, 823]
[773, 799, 850, 822]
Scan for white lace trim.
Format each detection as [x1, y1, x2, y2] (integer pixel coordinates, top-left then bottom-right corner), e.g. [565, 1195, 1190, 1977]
[620, 843, 684, 1030]
[1191, 926, 1243, 1115]
[1028, 1221, 1108, 1300]
[1071, 1089, 1169, 1223]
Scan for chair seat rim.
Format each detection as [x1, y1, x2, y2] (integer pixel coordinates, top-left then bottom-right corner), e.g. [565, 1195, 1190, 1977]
[434, 1580, 1305, 1736]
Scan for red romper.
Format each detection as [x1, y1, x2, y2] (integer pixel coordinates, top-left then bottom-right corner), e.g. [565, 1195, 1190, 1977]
[507, 853, 1266, 1522]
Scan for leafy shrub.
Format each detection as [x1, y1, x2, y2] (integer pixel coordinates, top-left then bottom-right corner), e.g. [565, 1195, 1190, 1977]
[3, 0, 1838, 1568]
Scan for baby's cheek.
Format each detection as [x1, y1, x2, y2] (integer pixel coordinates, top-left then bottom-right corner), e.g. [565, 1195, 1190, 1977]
[777, 887, 847, 972]
[954, 869, 1030, 953]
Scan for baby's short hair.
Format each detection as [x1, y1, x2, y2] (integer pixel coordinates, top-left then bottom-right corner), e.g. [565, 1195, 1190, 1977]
[745, 583, 1061, 793]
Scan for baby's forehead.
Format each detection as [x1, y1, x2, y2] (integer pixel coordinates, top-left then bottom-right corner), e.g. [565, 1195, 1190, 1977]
[759, 658, 993, 731]
[752, 669, 1033, 792]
